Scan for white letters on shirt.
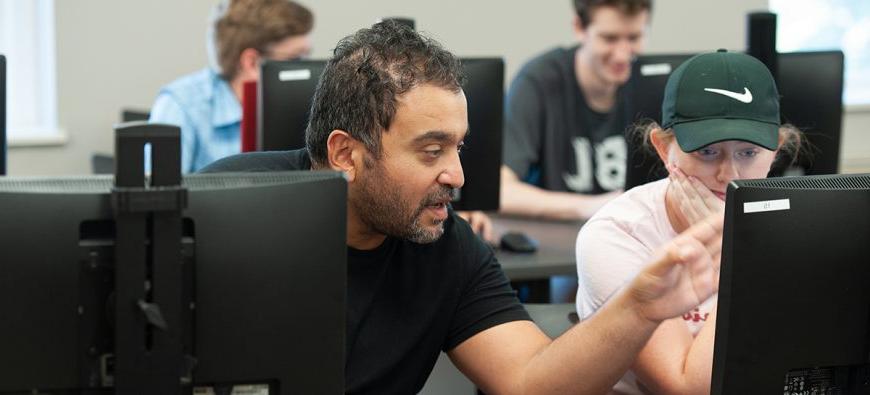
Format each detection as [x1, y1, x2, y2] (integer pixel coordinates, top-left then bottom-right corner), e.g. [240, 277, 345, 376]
[563, 135, 626, 192]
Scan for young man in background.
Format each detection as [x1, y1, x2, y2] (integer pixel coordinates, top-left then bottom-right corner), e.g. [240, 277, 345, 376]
[500, 0, 651, 220]
[149, 0, 313, 173]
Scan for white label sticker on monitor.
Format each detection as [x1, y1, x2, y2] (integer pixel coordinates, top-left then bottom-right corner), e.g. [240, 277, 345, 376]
[743, 199, 790, 214]
[278, 69, 312, 81]
[193, 384, 269, 395]
[640, 63, 672, 76]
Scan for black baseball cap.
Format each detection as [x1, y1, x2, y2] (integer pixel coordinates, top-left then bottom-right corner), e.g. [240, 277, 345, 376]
[661, 49, 780, 152]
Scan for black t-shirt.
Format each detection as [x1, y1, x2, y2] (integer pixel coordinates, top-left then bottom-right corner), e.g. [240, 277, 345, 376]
[201, 150, 531, 394]
[502, 46, 630, 194]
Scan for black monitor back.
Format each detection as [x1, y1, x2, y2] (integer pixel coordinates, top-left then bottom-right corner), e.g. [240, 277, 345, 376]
[623, 53, 694, 190]
[259, 59, 325, 152]
[0, 171, 347, 393]
[453, 57, 503, 211]
[120, 108, 151, 123]
[778, 50, 844, 175]
[258, 57, 504, 211]
[712, 173, 870, 394]
[1, 54, 6, 175]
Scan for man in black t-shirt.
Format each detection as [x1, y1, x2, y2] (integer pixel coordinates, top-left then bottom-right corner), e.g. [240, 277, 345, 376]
[501, 0, 651, 220]
[203, 21, 722, 395]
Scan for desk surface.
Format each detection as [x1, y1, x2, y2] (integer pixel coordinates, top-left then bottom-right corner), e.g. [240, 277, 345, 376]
[491, 215, 583, 281]
[525, 303, 577, 338]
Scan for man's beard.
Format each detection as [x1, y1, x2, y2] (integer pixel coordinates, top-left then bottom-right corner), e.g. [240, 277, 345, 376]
[352, 159, 457, 244]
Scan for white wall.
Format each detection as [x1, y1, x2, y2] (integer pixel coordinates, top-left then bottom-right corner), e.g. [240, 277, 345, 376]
[11, 0, 867, 176]
[8, 0, 212, 175]
[841, 107, 870, 173]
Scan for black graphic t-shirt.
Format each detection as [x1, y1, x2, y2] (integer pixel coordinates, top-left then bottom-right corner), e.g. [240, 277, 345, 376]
[503, 46, 629, 194]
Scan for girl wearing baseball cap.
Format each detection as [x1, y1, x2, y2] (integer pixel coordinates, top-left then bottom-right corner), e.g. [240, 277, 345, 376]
[575, 50, 802, 395]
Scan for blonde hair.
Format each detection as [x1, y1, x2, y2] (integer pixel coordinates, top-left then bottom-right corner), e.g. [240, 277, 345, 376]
[212, 0, 313, 80]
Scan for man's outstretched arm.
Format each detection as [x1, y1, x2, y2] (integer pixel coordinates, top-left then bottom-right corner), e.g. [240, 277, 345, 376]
[499, 166, 621, 221]
[449, 214, 723, 395]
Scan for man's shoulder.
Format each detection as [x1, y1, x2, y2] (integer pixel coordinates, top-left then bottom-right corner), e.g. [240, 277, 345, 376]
[198, 149, 311, 173]
[159, 68, 223, 104]
[515, 46, 576, 84]
[163, 68, 216, 90]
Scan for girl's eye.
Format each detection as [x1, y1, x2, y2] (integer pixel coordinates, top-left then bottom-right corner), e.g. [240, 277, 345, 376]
[738, 149, 759, 158]
[697, 148, 719, 157]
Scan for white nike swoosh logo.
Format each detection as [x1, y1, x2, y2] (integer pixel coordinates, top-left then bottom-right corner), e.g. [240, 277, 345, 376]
[704, 87, 753, 103]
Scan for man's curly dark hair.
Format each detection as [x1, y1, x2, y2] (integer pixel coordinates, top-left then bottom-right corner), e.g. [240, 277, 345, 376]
[305, 21, 465, 167]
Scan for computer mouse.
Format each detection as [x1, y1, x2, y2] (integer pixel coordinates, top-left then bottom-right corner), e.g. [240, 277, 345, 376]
[500, 231, 539, 253]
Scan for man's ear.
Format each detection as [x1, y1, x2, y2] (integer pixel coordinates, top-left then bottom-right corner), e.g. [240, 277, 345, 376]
[326, 130, 361, 182]
[572, 14, 587, 42]
[237, 47, 260, 80]
[650, 128, 673, 170]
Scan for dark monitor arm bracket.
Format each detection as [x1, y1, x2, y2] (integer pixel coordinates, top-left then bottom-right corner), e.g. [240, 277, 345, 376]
[110, 122, 190, 394]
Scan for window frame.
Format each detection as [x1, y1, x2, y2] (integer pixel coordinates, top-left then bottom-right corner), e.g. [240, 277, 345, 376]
[0, 0, 66, 147]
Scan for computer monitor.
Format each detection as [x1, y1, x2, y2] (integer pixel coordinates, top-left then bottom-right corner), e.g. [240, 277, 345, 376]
[258, 59, 326, 152]
[623, 51, 845, 190]
[777, 50, 844, 175]
[379, 17, 415, 30]
[711, 173, 870, 394]
[452, 57, 503, 211]
[1, 54, 6, 175]
[120, 108, 150, 123]
[0, 171, 347, 393]
[257, 57, 504, 211]
[623, 53, 694, 190]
